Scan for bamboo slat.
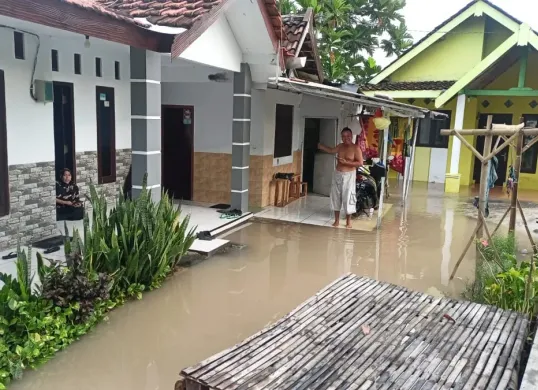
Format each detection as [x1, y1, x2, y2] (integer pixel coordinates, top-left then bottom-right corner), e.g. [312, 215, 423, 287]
[179, 275, 529, 390]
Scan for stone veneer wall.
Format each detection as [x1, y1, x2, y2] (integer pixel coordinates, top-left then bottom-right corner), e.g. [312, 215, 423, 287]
[76, 149, 132, 205]
[0, 162, 57, 251]
[193, 152, 232, 204]
[250, 150, 302, 208]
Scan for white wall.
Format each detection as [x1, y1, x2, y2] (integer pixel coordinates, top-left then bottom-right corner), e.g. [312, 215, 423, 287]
[162, 81, 233, 154]
[0, 16, 131, 166]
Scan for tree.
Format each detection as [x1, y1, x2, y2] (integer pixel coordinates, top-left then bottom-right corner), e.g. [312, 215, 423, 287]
[277, 0, 413, 84]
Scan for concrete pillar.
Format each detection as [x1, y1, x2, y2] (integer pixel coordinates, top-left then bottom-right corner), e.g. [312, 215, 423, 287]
[130, 48, 161, 201]
[231, 63, 252, 211]
[445, 94, 465, 193]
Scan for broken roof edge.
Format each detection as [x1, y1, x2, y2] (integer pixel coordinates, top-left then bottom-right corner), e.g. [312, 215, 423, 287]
[267, 77, 448, 119]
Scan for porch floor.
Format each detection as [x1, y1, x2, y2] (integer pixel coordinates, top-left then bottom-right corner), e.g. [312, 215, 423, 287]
[254, 194, 393, 231]
[0, 203, 252, 282]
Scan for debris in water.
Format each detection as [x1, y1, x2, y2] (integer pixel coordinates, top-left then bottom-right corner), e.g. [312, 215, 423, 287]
[362, 324, 371, 335]
[521, 248, 529, 255]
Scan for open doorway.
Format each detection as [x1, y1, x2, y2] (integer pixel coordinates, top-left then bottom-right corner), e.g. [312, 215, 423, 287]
[302, 118, 337, 196]
[473, 113, 512, 185]
[162, 105, 194, 200]
[53, 82, 75, 181]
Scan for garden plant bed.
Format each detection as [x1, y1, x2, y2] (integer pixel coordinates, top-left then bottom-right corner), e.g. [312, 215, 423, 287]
[178, 274, 528, 389]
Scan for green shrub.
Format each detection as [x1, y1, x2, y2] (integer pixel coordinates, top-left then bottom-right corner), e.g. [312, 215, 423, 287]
[0, 182, 196, 388]
[464, 233, 538, 318]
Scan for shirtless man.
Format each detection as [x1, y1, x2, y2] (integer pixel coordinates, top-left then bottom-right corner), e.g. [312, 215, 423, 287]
[318, 127, 364, 228]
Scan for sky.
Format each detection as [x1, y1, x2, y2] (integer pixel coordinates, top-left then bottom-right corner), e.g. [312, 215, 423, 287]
[374, 0, 538, 68]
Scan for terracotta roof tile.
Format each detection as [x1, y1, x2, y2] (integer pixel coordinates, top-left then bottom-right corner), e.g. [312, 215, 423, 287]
[360, 80, 456, 91]
[282, 14, 308, 56]
[93, 0, 225, 28]
[62, 0, 143, 25]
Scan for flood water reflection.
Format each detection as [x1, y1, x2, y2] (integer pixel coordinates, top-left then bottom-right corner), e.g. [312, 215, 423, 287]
[10, 183, 536, 390]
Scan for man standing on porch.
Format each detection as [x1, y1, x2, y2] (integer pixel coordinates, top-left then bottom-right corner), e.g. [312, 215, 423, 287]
[318, 127, 364, 228]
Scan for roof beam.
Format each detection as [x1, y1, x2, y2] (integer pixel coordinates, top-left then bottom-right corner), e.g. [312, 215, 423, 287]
[361, 90, 443, 98]
[0, 0, 172, 52]
[369, 3, 481, 85]
[435, 32, 518, 108]
[474, 1, 520, 32]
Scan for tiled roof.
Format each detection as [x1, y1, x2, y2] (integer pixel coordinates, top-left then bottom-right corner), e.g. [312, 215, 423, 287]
[94, 0, 225, 28]
[282, 14, 308, 56]
[62, 0, 143, 25]
[360, 81, 456, 91]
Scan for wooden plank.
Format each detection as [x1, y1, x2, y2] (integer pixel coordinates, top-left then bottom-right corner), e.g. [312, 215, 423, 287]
[230, 283, 406, 389]
[182, 274, 358, 376]
[324, 296, 456, 389]
[179, 276, 528, 390]
[211, 280, 392, 388]
[454, 131, 484, 162]
[203, 278, 384, 386]
[478, 115, 493, 238]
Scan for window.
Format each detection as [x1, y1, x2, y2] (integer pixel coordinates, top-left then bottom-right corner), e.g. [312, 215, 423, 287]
[74, 53, 81, 75]
[522, 114, 538, 174]
[96, 86, 116, 183]
[51, 49, 59, 72]
[95, 57, 102, 77]
[274, 104, 294, 158]
[13, 31, 24, 60]
[0, 70, 9, 217]
[114, 61, 120, 80]
[416, 110, 451, 148]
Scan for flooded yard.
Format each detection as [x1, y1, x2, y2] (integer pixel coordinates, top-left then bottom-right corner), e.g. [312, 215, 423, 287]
[9, 183, 538, 390]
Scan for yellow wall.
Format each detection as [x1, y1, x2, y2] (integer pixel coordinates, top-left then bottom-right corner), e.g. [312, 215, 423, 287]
[482, 17, 513, 58]
[413, 148, 431, 182]
[390, 17, 485, 82]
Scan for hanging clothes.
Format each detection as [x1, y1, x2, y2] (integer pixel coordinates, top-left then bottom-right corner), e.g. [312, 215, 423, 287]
[474, 156, 498, 218]
[506, 165, 515, 197]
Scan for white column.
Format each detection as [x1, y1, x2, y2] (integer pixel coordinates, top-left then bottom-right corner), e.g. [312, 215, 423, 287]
[449, 94, 466, 174]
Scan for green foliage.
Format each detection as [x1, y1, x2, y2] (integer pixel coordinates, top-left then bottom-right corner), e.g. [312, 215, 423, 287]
[0, 181, 196, 387]
[464, 234, 538, 319]
[278, 0, 413, 83]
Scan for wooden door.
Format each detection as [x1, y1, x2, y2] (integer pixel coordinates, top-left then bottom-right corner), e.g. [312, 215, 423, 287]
[162, 106, 194, 200]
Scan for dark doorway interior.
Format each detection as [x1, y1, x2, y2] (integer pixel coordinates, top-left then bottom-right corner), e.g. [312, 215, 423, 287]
[162, 105, 194, 200]
[302, 118, 321, 193]
[473, 113, 512, 185]
[53, 82, 75, 181]
[95, 86, 116, 184]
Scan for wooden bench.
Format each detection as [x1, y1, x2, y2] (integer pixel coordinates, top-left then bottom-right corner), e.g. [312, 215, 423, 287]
[274, 174, 307, 207]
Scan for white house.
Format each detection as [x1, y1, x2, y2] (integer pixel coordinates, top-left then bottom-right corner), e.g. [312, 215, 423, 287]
[0, 0, 431, 251]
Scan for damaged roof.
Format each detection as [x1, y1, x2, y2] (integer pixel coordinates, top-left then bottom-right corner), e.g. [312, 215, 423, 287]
[360, 81, 456, 92]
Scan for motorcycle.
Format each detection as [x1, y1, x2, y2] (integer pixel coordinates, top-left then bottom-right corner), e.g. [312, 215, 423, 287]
[355, 166, 378, 217]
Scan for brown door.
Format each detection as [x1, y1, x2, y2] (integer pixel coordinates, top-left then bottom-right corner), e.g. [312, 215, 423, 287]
[473, 114, 512, 185]
[162, 105, 193, 200]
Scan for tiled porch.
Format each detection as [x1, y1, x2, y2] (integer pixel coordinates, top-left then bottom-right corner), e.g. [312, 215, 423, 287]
[254, 194, 393, 231]
[0, 203, 253, 282]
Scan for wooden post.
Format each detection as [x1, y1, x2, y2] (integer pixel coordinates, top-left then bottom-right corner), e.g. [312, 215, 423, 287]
[509, 118, 525, 233]
[404, 118, 420, 202]
[377, 126, 389, 229]
[477, 115, 493, 238]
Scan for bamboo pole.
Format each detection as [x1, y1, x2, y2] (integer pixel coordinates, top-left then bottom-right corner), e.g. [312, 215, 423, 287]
[522, 134, 538, 154]
[450, 220, 483, 280]
[404, 119, 420, 201]
[517, 199, 537, 254]
[453, 131, 484, 162]
[478, 115, 493, 238]
[491, 205, 511, 236]
[377, 126, 389, 229]
[509, 130, 524, 233]
[482, 130, 520, 162]
[440, 127, 538, 136]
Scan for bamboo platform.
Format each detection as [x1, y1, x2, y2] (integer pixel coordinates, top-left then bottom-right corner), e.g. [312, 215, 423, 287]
[177, 274, 528, 390]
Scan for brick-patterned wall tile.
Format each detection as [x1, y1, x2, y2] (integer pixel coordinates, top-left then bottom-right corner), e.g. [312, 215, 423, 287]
[0, 161, 57, 250]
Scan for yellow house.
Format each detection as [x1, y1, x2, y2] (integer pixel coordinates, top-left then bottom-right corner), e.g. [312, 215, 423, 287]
[361, 0, 538, 192]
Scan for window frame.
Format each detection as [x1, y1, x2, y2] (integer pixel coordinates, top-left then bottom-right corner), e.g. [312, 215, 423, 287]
[96, 86, 117, 184]
[0, 70, 9, 217]
[273, 104, 294, 159]
[114, 61, 121, 80]
[74, 53, 81, 75]
[95, 57, 102, 78]
[521, 114, 538, 174]
[51, 49, 59, 72]
[416, 110, 452, 149]
[13, 31, 24, 60]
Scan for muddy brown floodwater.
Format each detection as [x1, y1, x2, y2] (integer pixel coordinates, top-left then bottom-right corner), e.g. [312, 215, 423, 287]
[10, 183, 538, 390]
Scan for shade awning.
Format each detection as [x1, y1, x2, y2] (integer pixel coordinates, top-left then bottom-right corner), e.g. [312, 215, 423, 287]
[267, 77, 446, 119]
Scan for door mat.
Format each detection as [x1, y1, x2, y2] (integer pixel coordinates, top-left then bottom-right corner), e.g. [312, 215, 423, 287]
[210, 203, 230, 210]
[33, 235, 71, 249]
